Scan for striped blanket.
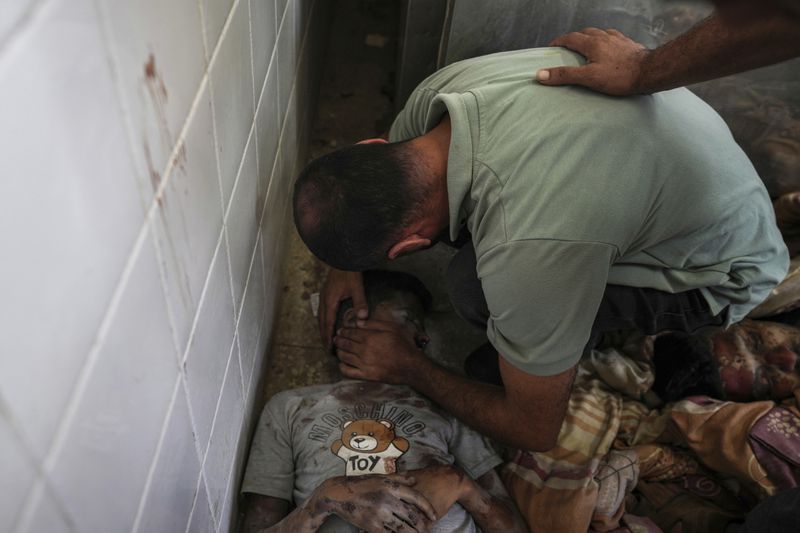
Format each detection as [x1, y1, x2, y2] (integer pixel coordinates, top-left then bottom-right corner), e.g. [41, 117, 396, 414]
[502, 342, 800, 533]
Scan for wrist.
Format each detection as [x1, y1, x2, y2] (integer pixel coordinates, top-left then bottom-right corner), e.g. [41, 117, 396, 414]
[406, 353, 438, 389]
[307, 479, 338, 521]
[456, 476, 480, 507]
[630, 47, 653, 95]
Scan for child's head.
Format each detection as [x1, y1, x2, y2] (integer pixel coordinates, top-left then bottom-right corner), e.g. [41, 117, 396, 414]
[652, 319, 800, 402]
[334, 270, 432, 350]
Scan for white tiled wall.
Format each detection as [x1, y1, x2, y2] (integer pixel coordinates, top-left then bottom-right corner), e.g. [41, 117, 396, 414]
[0, 0, 327, 531]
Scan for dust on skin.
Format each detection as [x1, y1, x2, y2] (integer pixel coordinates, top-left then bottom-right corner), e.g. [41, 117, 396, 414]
[315, 475, 431, 528]
[709, 319, 800, 400]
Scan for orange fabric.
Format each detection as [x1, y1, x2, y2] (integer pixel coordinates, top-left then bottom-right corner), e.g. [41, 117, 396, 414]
[503, 469, 597, 533]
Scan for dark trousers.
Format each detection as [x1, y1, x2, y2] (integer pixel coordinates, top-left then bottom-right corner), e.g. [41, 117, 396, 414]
[445, 243, 725, 356]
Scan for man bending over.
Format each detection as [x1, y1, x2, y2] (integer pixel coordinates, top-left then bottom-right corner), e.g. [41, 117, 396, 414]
[293, 48, 789, 453]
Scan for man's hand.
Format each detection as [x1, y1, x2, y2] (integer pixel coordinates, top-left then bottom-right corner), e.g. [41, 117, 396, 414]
[333, 319, 428, 384]
[319, 269, 368, 349]
[536, 28, 649, 96]
[314, 474, 437, 532]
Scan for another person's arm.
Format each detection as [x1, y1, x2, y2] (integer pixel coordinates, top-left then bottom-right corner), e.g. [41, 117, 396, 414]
[334, 319, 575, 452]
[242, 474, 437, 533]
[537, 8, 800, 95]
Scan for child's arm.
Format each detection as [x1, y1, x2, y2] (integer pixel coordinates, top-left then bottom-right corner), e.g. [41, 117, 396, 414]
[242, 474, 437, 533]
[411, 465, 529, 533]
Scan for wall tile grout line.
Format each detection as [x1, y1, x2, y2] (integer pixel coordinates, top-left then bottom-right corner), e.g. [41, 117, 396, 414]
[197, 0, 228, 235]
[256, 0, 317, 233]
[222, 119, 259, 228]
[233, 226, 265, 393]
[90, 0, 190, 368]
[0, 390, 69, 532]
[14, 216, 157, 533]
[4, 0, 326, 531]
[253, 33, 279, 180]
[90, 0, 159, 216]
[213, 430, 245, 533]
[200, 0, 247, 380]
[243, 294, 268, 404]
[180, 227, 227, 366]
[129, 375, 183, 533]
[0, 0, 53, 64]
[196, 10, 242, 440]
[173, 220, 228, 473]
[246, 0, 260, 183]
[183, 469, 209, 533]
[195, 334, 240, 526]
[175, 228, 227, 464]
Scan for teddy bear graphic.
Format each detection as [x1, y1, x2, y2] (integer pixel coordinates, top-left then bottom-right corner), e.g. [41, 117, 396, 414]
[330, 418, 409, 476]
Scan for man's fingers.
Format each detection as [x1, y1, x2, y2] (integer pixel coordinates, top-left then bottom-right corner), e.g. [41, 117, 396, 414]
[548, 31, 591, 53]
[578, 26, 605, 36]
[320, 299, 339, 348]
[338, 361, 365, 379]
[352, 318, 397, 332]
[606, 28, 625, 37]
[536, 65, 590, 86]
[333, 336, 362, 355]
[350, 285, 369, 320]
[336, 347, 362, 366]
[335, 327, 365, 343]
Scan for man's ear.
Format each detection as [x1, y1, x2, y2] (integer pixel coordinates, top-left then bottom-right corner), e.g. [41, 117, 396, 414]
[387, 234, 432, 260]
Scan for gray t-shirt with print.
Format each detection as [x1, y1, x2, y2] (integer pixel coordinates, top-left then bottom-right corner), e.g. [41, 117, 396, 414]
[241, 380, 502, 532]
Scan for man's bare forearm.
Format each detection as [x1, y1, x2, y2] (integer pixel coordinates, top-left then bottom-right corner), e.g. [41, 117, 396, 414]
[409, 358, 561, 451]
[334, 320, 574, 450]
[637, 11, 800, 93]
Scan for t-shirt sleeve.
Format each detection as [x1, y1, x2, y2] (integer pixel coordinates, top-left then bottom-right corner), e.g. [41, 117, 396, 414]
[389, 88, 439, 142]
[446, 417, 502, 479]
[480, 239, 616, 376]
[240, 395, 294, 500]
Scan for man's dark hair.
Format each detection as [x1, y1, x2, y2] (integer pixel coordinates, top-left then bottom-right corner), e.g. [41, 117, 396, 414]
[651, 332, 725, 402]
[293, 142, 425, 271]
[334, 270, 432, 333]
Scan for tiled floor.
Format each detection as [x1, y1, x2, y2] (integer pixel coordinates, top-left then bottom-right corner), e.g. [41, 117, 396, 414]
[260, 0, 486, 405]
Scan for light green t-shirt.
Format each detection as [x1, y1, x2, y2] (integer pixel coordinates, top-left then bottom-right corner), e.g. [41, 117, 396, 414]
[389, 48, 789, 376]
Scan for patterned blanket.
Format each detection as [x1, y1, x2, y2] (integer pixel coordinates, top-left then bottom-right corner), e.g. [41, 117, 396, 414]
[502, 344, 800, 533]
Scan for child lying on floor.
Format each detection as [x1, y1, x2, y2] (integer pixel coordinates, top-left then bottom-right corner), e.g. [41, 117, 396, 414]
[240, 270, 527, 533]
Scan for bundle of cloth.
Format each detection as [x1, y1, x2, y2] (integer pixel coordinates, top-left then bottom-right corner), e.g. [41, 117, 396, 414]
[502, 325, 800, 533]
